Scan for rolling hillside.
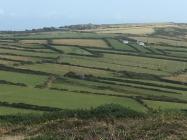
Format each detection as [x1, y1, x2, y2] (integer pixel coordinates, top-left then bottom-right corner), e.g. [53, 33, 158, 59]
[0, 23, 187, 139]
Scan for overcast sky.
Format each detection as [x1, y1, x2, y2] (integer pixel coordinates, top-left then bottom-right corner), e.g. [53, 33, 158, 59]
[0, 0, 187, 30]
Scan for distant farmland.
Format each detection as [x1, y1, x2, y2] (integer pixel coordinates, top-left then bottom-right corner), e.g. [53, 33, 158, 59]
[0, 24, 187, 116]
[52, 39, 109, 48]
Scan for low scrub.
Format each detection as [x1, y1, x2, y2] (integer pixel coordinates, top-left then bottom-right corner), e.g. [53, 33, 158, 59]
[1, 108, 187, 140]
[0, 104, 144, 125]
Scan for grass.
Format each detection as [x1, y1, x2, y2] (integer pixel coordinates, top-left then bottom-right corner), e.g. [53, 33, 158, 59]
[0, 59, 17, 66]
[1, 31, 116, 39]
[152, 45, 187, 51]
[106, 39, 134, 51]
[0, 54, 40, 62]
[51, 77, 186, 101]
[0, 29, 187, 115]
[81, 25, 155, 34]
[16, 44, 46, 49]
[52, 45, 92, 55]
[101, 53, 185, 76]
[0, 85, 146, 112]
[0, 48, 58, 58]
[144, 100, 187, 110]
[19, 40, 47, 44]
[18, 63, 113, 77]
[131, 36, 187, 47]
[1, 107, 187, 140]
[0, 70, 48, 86]
[0, 107, 43, 115]
[52, 39, 109, 48]
[165, 73, 187, 83]
[60, 53, 182, 76]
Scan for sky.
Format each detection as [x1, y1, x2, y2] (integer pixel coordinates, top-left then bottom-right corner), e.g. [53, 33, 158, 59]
[0, 0, 187, 30]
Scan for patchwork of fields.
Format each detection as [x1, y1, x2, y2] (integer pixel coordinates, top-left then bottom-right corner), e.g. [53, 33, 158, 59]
[0, 30, 187, 116]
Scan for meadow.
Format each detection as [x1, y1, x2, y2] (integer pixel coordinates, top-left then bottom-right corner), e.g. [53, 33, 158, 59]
[0, 27, 187, 115]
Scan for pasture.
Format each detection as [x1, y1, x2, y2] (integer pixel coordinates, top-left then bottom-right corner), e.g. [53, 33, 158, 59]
[52, 39, 109, 48]
[0, 25, 187, 117]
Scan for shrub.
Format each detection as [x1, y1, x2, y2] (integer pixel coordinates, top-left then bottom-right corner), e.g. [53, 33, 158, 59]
[0, 104, 144, 124]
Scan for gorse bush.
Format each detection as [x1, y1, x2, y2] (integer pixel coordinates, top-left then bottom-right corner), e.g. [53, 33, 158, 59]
[91, 104, 143, 118]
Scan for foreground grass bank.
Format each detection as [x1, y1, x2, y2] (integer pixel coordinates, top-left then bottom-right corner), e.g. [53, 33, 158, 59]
[0, 104, 187, 140]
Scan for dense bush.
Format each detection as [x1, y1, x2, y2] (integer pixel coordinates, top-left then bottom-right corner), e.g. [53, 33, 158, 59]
[91, 104, 143, 118]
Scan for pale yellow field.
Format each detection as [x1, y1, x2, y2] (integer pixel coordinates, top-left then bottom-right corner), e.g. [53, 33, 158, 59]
[78, 24, 181, 35]
[19, 40, 47, 44]
[0, 60, 16, 65]
[92, 27, 155, 35]
[52, 39, 108, 48]
[0, 55, 37, 62]
[165, 73, 187, 83]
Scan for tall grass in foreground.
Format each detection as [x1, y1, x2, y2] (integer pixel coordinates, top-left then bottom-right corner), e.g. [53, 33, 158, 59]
[0, 104, 144, 125]
[0, 104, 187, 140]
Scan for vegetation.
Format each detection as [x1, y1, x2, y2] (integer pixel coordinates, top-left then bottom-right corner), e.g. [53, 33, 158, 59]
[0, 23, 187, 139]
[0, 104, 187, 140]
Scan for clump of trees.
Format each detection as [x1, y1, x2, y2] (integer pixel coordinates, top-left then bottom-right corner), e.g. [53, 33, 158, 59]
[61, 23, 99, 30]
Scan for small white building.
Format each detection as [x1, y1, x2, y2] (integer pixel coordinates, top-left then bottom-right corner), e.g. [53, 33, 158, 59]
[137, 41, 145, 46]
[122, 40, 129, 44]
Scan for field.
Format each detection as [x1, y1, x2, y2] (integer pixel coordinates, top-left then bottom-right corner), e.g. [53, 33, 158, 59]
[0, 23, 187, 139]
[52, 39, 109, 48]
[75, 23, 182, 35]
[0, 25, 187, 114]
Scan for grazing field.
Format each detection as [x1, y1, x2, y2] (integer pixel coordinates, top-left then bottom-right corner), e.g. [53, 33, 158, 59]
[144, 100, 187, 110]
[0, 23, 187, 139]
[0, 31, 116, 39]
[52, 45, 93, 55]
[165, 73, 187, 83]
[76, 23, 181, 35]
[18, 63, 113, 77]
[88, 26, 155, 34]
[105, 39, 135, 51]
[0, 70, 48, 86]
[0, 85, 146, 112]
[130, 36, 187, 47]
[0, 107, 42, 115]
[19, 40, 47, 44]
[0, 25, 187, 115]
[52, 39, 109, 48]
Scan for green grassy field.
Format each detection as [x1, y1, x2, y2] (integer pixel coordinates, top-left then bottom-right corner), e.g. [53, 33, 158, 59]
[0, 106, 42, 115]
[0, 28, 187, 117]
